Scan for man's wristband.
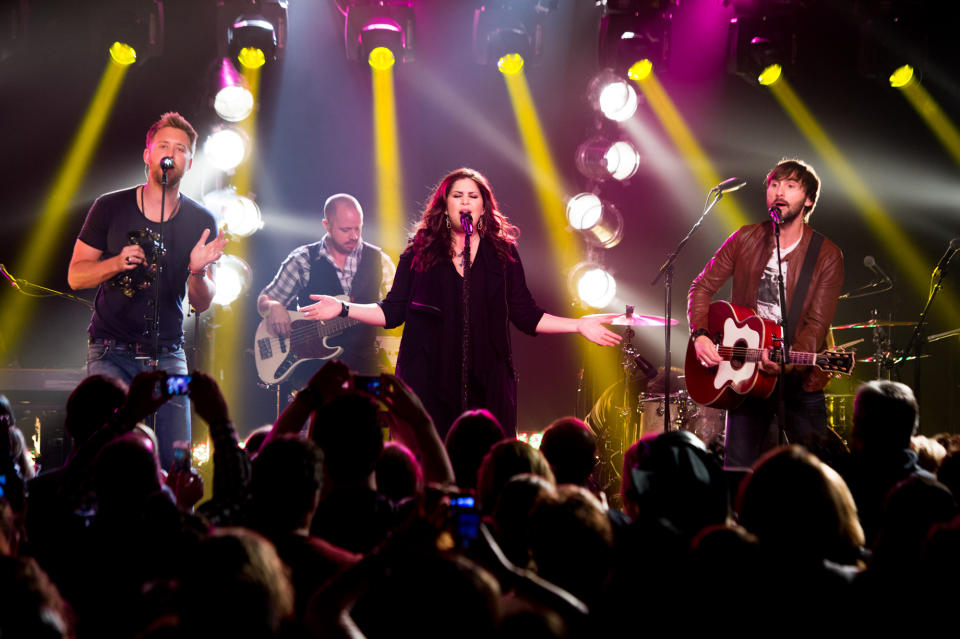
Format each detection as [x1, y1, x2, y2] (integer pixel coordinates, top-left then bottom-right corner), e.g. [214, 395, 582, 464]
[339, 301, 350, 318]
[189, 267, 206, 279]
[691, 328, 710, 340]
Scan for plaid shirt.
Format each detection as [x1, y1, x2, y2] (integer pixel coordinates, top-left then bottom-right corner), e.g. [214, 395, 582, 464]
[260, 235, 395, 306]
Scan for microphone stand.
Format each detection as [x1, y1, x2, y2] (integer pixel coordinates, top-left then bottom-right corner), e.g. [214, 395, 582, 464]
[149, 167, 170, 434]
[770, 210, 791, 444]
[0, 268, 94, 310]
[149, 167, 170, 371]
[652, 189, 727, 431]
[895, 249, 955, 403]
[459, 214, 474, 412]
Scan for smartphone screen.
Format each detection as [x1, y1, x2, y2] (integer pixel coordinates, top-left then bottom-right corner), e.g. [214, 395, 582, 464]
[450, 495, 481, 549]
[172, 441, 191, 471]
[354, 375, 381, 395]
[165, 375, 192, 396]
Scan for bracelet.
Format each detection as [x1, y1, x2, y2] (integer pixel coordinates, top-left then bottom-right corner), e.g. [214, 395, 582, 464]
[339, 301, 350, 318]
[691, 328, 710, 340]
[189, 268, 206, 279]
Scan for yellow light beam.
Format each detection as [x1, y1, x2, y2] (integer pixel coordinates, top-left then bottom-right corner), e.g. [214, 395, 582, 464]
[768, 77, 960, 325]
[898, 80, 960, 170]
[632, 72, 750, 234]
[0, 58, 130, 355]
[502, 70, 580, 274]
[211, 63, 260, 437]
[372, 65, 405, 260]
[502, 70, 617, 378]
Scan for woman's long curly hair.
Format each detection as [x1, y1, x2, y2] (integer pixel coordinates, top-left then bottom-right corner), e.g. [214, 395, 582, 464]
[410, 168, 519, 272]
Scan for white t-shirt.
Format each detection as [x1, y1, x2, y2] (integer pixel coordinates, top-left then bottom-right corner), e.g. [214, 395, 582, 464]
[756, 235, 802, 323]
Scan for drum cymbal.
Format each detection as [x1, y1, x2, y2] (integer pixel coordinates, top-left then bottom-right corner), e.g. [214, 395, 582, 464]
[831, 319, 916, 330]
[610, 313, 678, 327]
[861, 353, 929, 363]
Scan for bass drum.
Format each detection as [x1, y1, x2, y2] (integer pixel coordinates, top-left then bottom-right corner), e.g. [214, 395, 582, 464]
[638, 391, 726, 448]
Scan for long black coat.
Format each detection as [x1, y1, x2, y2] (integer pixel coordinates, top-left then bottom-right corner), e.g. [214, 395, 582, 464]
[380, 239, 544, 437]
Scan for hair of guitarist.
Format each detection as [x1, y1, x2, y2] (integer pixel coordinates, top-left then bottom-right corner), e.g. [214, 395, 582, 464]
[408, 167, 519, 272]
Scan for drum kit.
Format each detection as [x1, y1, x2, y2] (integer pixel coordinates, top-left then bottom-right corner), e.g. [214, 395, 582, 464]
[593, 307, 726, 497]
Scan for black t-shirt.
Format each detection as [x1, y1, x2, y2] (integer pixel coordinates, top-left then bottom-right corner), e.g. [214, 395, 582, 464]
[78, 186, 217, 345]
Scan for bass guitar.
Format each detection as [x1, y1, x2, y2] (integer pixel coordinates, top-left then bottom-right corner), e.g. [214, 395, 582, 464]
[254, 303, 359, 385]
[685, 301, 855, 410]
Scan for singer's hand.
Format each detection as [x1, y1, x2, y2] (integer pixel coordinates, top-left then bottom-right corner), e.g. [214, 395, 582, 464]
[188, 228, 227, 274]
[302, 295, 342, 321]
[577, 315, 622, 347]
[117, 244, 147, 271]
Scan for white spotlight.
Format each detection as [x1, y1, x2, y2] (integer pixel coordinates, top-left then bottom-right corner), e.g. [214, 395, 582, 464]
[569, 262, 617, 309]
[203, 188, 263, 237]
[203, 127, 248, 172]
[566, 193, 623, 248]
[576, 137, 642, 181]
[589, 70, 639, 122]
[212, 254, 252, 307]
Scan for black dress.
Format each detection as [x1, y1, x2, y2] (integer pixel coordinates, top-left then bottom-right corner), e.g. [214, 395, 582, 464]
[379, 239, 545, 438]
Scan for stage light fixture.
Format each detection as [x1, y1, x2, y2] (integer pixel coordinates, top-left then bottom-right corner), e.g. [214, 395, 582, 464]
[498, 52, 525, 75]
[103, 0, 164, 65]
[628, 58, 653, 82]
[568, 262, 617, 309]
[369, 46, 396, 70]
[214, 58, 254, 122]
[203, 127, 248, 172]
[588, 70, 639, 122]
[889, 64, 915, 88]
[566, 193, 623, 249]
[598, 1, 674, 75]
[212, 254, 252, 307]
[218, 0, 287, 68]
[345, 1, 416, 66]
[109, 42, 138, 66]
[203, 187, 263, 237]
[576, 137, 641, 182]
[727, 17, 793, 86]
[473, 1, 557, 70]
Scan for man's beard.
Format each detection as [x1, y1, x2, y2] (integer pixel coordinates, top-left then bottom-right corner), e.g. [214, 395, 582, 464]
[329, 238, 358, 254]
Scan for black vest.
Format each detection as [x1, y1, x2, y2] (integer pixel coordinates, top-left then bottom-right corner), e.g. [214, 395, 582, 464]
[295, 241, 384, 375]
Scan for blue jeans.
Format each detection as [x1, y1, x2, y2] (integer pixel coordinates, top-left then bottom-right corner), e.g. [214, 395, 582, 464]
[87, 340, 190, 470]
[723, 384, 829, 471]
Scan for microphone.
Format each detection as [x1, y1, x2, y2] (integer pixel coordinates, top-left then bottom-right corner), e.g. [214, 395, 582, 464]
[934, 237, 960, 273]
[769, 206, 783, 225]
[460, 212, 474, 236]
[863, 255, 892, 285]
[160, 157, 175, 171]
[0, 264, 20, 290]
[711, 177, 747, 194]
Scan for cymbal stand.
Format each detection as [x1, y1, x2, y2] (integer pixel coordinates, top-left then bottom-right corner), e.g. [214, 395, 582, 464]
[618, 306, 639, 443]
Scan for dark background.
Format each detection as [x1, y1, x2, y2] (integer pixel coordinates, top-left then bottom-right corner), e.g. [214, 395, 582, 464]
[2, 0, 959, 443]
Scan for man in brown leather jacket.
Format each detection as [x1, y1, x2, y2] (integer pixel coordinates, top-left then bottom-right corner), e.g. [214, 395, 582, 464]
[688, 159, 844, 469]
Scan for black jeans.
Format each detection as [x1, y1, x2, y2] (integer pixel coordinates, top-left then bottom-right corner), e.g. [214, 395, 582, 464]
[723, 383, 829, 470]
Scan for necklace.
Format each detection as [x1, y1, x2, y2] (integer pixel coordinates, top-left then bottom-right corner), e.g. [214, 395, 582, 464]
[140, 184, 181, 222]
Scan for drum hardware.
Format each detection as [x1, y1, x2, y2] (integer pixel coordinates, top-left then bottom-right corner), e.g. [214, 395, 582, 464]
[830, 319, 916, 330]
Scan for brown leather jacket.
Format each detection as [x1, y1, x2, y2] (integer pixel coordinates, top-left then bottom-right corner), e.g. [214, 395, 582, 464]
[687, 222, 844, 391]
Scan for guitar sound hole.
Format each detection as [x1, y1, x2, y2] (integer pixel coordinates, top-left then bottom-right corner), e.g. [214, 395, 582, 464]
[730, 339, 748, 370]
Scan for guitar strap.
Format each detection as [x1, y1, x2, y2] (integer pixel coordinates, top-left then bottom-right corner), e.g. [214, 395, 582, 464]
[786, 230, 824, 342]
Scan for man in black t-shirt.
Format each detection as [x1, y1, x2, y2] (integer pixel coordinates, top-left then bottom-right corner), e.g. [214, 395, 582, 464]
[68, 112, 227, 468]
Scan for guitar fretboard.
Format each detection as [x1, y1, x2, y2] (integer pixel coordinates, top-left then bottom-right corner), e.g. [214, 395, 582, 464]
[716, 346, 816, 365]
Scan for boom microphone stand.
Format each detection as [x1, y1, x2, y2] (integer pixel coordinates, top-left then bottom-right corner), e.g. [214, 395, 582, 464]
[652, 178, 746, 430]
[149, 157, 174, 371]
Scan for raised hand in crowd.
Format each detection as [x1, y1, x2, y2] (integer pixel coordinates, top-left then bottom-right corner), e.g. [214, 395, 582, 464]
[188, 370, 231, 425]
[379, 372, 455, 486]
[266, 359, 352, 449]
[113, 370, 170, 431]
